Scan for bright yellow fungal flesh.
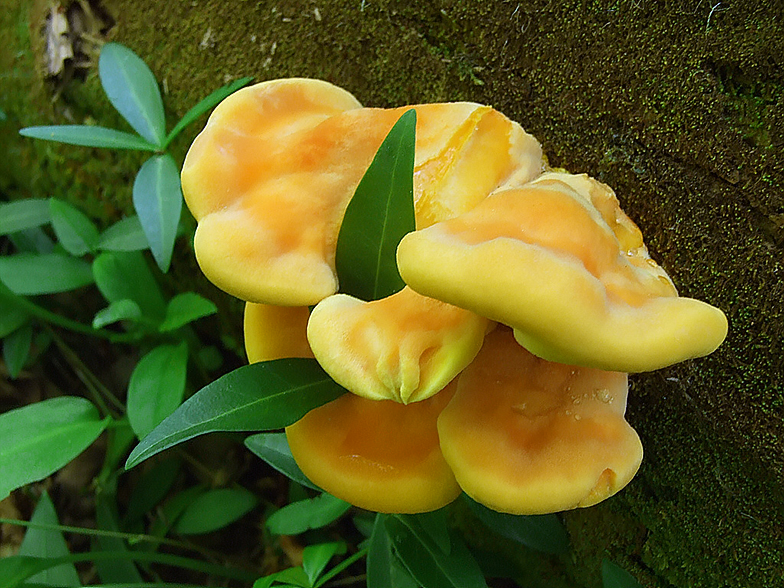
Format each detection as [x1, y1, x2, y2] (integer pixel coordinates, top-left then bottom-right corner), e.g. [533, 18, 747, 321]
[181, 79, 543, 306]
[437, 328, 642, 515]
[398, 171, 728, 372]
[307, 287, 489, 403]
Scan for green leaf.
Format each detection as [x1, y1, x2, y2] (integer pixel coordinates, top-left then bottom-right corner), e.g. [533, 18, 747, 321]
[133, 154, 183, 272]
[261, 567, 311, 588]
[150, 484, 207, 540]
[159, 292, 217, 332]
[266, 493, 351, 536]
[17, 491, 81, 587]
[0, 397, 109, 500]
[127, 342, 189, 439]
[9, 227, 54, 254]
[463, 494, 569, 554]
[93, 492, 143, 583]
[367, 514, 418, 588]
[0, 555, 45, 588]
[335, 109, 416, 301]
[164, 76, 253, 148]
[92, 299, 143, 329]
[99, 43, 166, 146]
[385, 515, 488, 588]
[125, 358, 346, 469]
[303, 542, 346, 586]
[0, 298, 29, 338]
[0, 199, 50, 235]
[3, 322, 32, 378]
[98, 216, 149, 252]
[19, 125, 158, 151]
[174, 487, 258, 535]
[92, 251, 167, 321]
[245, 432, 320, 491]
[49, 198, 100, 256]
[602, 559, 643, 588]
[0, 253, 93, 295]
[124, 457, 181, 524]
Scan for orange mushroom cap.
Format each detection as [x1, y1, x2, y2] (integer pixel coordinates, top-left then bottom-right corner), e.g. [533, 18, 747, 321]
[181, 79, 543, 306]
[286, 382, 461, 513]
[244, 302, 313, 363]
[398, 171, 728, 372]
[306, 287, 489, 403]
[437, 328, 643, 515]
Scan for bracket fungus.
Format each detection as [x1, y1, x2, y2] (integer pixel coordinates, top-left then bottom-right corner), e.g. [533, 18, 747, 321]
[307, 287, 488, 403]
[181, 78, 543, 306]
[397, 171, 728, 372]
[181, 78, 728, 515]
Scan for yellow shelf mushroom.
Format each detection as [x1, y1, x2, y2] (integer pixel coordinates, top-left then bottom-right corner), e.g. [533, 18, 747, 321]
[181, 79, 543, 306]
[397, 172, 728, 372]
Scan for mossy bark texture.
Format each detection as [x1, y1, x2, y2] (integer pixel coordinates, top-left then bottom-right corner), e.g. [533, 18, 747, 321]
[2, 1, 782, 586]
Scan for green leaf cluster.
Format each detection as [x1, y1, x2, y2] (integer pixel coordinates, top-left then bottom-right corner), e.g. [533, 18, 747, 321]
[19, 42, 252, 273]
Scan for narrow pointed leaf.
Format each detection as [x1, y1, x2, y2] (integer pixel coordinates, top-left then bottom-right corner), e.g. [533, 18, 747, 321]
[0, 397, 109, 500]
[92, 251, 167, 321]
[158, 292, 217, 332]
[17, 492, 81, 586]
[335, 109, 416, 301]
[133, 154, 183, 272]
[464, 494, 569, 554]
[49, 198, 100, 256]
[175, 487, 258, 535]
[164, 76, 253, 148]
[0, 199, 50, 235]
[127, 342, 189, 439]
[385, 515, 488, 588]
[125, 358, 346, 469]
[99, 43, 166, 146]
[92, 299, 143, 329]
[3, 322, 32, 378]
[98, 216, 149, 252]
[266, 493, 351, 535]
[0, 253, 93, 295]
[303, 542, 346, 586]
[19, 125, 158, 150]
[245, 432, 320, 491]
[602, 559, 643, 588]
[0, 298, 29, 338]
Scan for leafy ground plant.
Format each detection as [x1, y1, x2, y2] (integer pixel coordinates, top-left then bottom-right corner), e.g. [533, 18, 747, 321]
[0, 42, 646, 588]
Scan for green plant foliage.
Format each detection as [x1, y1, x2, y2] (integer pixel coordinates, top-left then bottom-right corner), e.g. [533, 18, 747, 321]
[125, 359, 347, 468]
[133, 154, 183, 272]
[245, 432, 320, 491]
[2, 322, 32, 378]
[174, 487, 258, 535]
[158, 292, 217, 332]
[0, 297, 29, 338]
[0, 199, 51, 235]
[49, 198, 100, 256]
[602, 559, 643, 588]
[18, 125, 158, 151]
[367, 514, 418, 588]
[385, 514, 489, 588]
[463, 494, 570, 554]
[92, 251, 167, 321]
[123, 457, 182, 525]
[97, 216, 149, 252]
[99, 42, 166, 147]
[93, 493, 144, 583]
[16, 492, 80, 587]
[92, 298, 143, 329]
[302, 542, 347, 586]
[127, 342, 189, 439]
[0, 397, 109, 499]
[335, 109, 416, 301]
[265, 493, 352, 536]
[0, 253, 93, 295]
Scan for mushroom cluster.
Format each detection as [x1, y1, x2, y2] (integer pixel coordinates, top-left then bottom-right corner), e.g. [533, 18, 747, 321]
[181, 79, 728, 514]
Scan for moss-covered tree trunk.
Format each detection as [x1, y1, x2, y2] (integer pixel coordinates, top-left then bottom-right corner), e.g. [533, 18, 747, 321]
[3, 0, 782, 586]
